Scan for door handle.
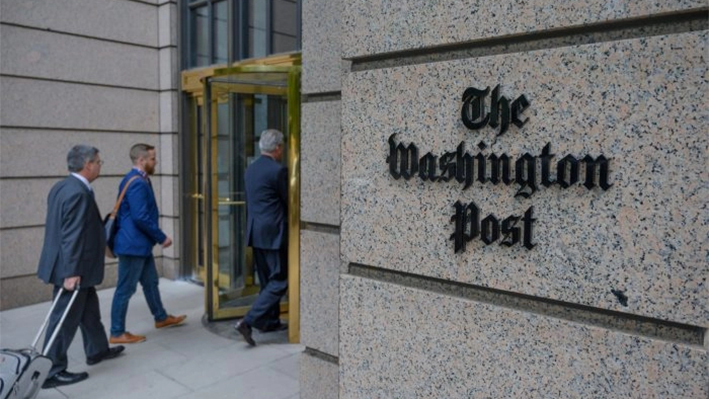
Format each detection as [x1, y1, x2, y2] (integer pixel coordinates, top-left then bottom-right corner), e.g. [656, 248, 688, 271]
[191, 193, 204, 199]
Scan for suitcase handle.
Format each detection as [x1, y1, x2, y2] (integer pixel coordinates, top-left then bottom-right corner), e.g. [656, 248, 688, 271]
[30, 284, 81, 356]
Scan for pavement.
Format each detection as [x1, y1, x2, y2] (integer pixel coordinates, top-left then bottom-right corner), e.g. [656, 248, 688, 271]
[0, 279, 303, 399]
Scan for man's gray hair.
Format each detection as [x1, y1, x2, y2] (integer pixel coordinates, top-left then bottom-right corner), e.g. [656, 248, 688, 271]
[259, 129, 284, 153]
[67, 145, 100, 172]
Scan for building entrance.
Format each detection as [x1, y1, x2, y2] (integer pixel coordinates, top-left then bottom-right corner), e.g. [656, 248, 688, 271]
[181, 54, 301, 342]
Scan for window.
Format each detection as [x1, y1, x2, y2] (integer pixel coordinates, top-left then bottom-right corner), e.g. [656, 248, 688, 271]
[183, 0, 301, 69]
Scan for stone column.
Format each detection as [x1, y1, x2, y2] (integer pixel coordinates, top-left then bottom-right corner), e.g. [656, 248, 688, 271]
[299, 0, 347, 397]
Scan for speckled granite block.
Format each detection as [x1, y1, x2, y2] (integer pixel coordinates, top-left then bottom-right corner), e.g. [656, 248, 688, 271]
[301, 352, 339, 399]
[302, 0, 346, 93]
[0, 129, 152, 178]
[0, 227, 44, 279]
[342, 0, 706, 58]
[0, 0, 158, 47]
[0, 179, 56, 228]
[340, 275, 708, 399]
[0, 77, 159, 132]
[301, 101, 342, 225]
[341, 31, 708, 326]
[301, 230, 341, 356]
[1, 25, 159, 90]
[0, 275, 53, 310]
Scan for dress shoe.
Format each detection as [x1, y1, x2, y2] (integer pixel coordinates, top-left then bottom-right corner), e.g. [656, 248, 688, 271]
[155, 314, 187, 329]
[109, 332, 146, 344]
[42, 370, 89, 389]
[234, 321, 256, 346]
[86, 345, 125, 365]
[260, 322, 288, 333]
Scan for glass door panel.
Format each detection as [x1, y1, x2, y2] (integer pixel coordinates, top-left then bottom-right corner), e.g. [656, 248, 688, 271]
[204, 66, 299, 329]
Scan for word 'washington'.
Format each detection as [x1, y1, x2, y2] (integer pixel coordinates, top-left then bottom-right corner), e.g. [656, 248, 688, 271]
[386, 133, 612, 198]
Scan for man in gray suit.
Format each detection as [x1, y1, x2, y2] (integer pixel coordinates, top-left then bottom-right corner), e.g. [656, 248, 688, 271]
[235, 129, 289, 346]
[37, 145, 124, 389]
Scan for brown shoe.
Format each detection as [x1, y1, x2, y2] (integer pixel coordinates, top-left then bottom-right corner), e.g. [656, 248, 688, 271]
[109, 332, 146, 344]
[155, 314, 186, 329]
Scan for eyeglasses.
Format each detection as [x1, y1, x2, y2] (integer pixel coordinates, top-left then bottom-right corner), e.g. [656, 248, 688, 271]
[93, 160, 104, 166]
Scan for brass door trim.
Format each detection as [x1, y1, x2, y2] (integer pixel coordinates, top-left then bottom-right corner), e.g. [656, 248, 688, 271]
[200, 54, 302, 343]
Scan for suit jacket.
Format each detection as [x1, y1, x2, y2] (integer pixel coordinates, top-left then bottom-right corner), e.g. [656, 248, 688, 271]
[113, 169, 166, 257]
[37, 175, 106, 287]
[245, 155, 288, 250]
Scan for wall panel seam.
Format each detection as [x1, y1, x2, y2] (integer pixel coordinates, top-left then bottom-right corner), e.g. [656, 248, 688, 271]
[304, 347, 339, 364]
[0, 74, 161, 93]
[349, 9, 708, 71]
[0, 22, 158, 50]
[347, 264, 707, 347]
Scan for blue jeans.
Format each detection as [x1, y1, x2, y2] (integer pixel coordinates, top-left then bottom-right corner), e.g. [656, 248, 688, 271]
[110, 255, 167, 337]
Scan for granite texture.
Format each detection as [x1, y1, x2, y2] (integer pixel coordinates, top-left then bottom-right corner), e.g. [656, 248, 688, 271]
[159, 48, 178, 91]
[0, 129, 153, 178]
[0, 274, 54, 310]
[0, 179, 57, 229]
[0, 25, 159, 90]
[340, 275, 708, 399]
[160, 91, 178, 133]
[342, 0, 706, 58]
[0, 262, 119, 310]
[158, 215, 178, 259]
[301, 101, 342, 225]
[0, 0, 158, 47]
[0, 227, 44, 279]
[159, 132, 179, 175]
[0, 77, 160, 132]
[300, 229, 341, 356]
[158, 2, 177, 49]
[158, 175, 179, 218]
[341, 31, 708, 326]
[302, 0, 346, 93]
[0, 176, 128, 229]
[301, 352, 339, 399]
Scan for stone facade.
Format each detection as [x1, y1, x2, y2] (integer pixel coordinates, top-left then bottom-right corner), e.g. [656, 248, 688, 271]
[0, 0, 179, 309]
[322, 0, 707, 397]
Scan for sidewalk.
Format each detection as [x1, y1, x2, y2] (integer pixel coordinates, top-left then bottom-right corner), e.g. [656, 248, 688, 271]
[0, 279, 302, 399]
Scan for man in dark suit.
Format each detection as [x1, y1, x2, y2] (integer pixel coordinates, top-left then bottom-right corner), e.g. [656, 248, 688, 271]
[235, 129, 289, 346]
[37, 145, 125, 389]
[109, 143, 186, 345]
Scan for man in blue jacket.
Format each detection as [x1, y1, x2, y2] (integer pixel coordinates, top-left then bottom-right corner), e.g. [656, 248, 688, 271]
[235, 129, 289, 346]
[109, 143, 186, 344]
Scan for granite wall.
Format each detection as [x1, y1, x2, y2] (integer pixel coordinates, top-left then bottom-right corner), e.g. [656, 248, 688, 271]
[299, 0, 346, 396]
[0, 0, 180, 309]
[338, 1, 708, 398]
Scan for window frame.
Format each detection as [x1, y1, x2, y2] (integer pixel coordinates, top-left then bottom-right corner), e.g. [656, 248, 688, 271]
[182, 0, 301, 70]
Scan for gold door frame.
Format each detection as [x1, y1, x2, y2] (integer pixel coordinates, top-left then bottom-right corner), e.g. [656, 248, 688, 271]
[198, 56, 301, 343]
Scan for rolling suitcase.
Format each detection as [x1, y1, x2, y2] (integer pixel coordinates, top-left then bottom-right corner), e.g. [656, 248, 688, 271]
[0, 286, 80, 399]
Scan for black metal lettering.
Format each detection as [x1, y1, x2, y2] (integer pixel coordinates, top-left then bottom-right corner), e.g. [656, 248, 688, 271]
[514, 153, 537, 198]
[455, 142, 474, 190]
[556, 154, 579, 188]
[511, 94, 530, 128]
[522, 206, 536, 250]
[439, 151, 456, 182]
[481, 214, 500, 245]
[489, 84, 510, 136]
[500, 154, 513, 185]
[419, 152, 438, 182]
[476, 152, 487, 184]
[582, 154, 612, 190]
[450, 201, 479, 253]
[540, 142, 555, 187]
[500, 215, 521, 247]
[461, 87, 490, 130]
